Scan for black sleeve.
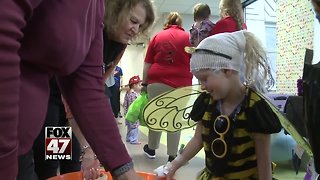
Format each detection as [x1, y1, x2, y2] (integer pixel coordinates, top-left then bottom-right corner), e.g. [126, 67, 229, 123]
[246, 97, 282, 134]
[190, 92, 210, 122]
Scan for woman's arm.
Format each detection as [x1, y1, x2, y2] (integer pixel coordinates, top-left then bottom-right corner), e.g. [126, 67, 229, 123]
[142, 62, 151, 84]
[68, 118, 101, 179]
[142, 36, 156, 85]
[103, 49, 125, 81]
[253, 133, 272, 180]
[123, 93, 129, 115]
[0, 0, 42, 178]
[166, 121, 203, 179]
[57, 24, 136, 179]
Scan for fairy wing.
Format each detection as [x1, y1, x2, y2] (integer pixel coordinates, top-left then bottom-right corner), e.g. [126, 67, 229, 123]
[142, 85, 313, 157]
[253, 89, 313, 157]
[142, 85, 202, 133]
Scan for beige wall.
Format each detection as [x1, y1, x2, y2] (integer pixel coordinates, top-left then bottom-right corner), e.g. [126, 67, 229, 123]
[276, 0, 315, 94]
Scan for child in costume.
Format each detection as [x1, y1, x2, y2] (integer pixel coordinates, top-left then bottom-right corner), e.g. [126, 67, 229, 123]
[157, 30, 282, 179]
[123, 76, 142, 145]
[189, 3, 215, 47]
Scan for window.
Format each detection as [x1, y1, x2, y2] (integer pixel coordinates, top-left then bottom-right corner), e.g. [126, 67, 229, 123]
[265, 24, 277, 90]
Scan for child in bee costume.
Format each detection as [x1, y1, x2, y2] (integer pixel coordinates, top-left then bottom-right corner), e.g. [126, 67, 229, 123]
[155, 30, 284, 179]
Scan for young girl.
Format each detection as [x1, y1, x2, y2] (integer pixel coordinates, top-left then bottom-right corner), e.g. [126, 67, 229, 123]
[212, 0, 247, 35]
[158, 31, 282, 179]
[189, 3, 215, 47]
[123, 76, 142, 145]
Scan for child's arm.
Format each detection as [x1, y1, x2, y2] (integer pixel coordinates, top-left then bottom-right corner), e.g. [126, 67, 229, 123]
[253, 133, 272, 180]
[166, 121, 203, 179]
[123, 94, 128, 115]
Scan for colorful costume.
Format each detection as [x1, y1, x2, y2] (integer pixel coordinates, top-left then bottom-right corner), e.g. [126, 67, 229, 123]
[189, 19, 215, 47]
[191, 88, 282, 179]
[124, 91, 140, 144]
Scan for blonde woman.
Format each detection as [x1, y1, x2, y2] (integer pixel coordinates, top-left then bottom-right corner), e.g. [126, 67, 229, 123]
[102, 0, 154, 125]
[103, 0, 155, 79]
[160, 31, 280, 179]
[142, 12, 193, 162]
[212, 0, 247, 35]
[68, 0, 155, 179]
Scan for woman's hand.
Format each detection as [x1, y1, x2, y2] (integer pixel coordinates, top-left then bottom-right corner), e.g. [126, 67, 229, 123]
[81, 149, 103, 180]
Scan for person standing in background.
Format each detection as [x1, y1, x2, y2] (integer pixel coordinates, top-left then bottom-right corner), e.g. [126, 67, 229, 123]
[105, 68, 123, 124]
[304, 0, 320, 175]
[189, 3, 215, 47]
[113, 66, 124, 119]
[123, 76, 142, 145]
[142, 12, 193, 162]
[212, 0, 247, 35]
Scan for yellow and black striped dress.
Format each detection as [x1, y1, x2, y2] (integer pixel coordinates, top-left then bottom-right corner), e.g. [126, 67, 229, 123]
[191, 88, 282, 180]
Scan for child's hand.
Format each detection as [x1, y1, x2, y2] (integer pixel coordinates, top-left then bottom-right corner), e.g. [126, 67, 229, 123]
[154, 162, 178, 180]
[165, 161, 180, 180]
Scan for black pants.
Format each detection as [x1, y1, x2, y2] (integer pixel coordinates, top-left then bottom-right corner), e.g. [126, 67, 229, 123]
[17, 150, 38, 180]
[109, 85, 120, 118]
[32, 98, 81, 179]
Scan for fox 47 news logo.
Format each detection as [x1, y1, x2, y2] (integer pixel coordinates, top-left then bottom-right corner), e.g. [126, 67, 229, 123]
[45, 127, 72, 160]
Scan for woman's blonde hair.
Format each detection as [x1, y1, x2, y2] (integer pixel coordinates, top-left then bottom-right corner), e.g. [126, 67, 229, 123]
[105, 0, 155, 36]
[163, 12, 183, 29]
[220, 0, 244, 31]
[243, 31, 274, 92]
[193, 3, 211, 21]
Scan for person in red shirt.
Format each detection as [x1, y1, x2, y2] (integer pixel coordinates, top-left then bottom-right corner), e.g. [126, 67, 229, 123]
[212, 0, 247, 35]
[142, 12, 193, 162]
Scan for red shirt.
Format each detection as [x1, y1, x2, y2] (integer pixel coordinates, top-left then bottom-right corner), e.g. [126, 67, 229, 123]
[145, 25, 192, 88]
[211, 16, 247, 35]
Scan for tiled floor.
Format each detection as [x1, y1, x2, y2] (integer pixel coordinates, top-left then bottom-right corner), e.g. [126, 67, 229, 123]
[116, 118, 307, 180]
[120, 125, 204, 179]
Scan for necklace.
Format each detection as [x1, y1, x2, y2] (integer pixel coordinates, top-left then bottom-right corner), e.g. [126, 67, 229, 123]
[217, 100, 242, 122]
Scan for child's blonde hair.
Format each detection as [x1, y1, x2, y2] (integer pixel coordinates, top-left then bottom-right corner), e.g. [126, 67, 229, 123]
[220, 0, 244, 31]
[243, 31, 274, 92]
[190, 31, 274, 92]
[164, 12, 183, 29]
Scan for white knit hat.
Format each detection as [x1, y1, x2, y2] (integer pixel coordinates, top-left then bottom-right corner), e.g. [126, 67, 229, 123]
[190, 30, 246, 73]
